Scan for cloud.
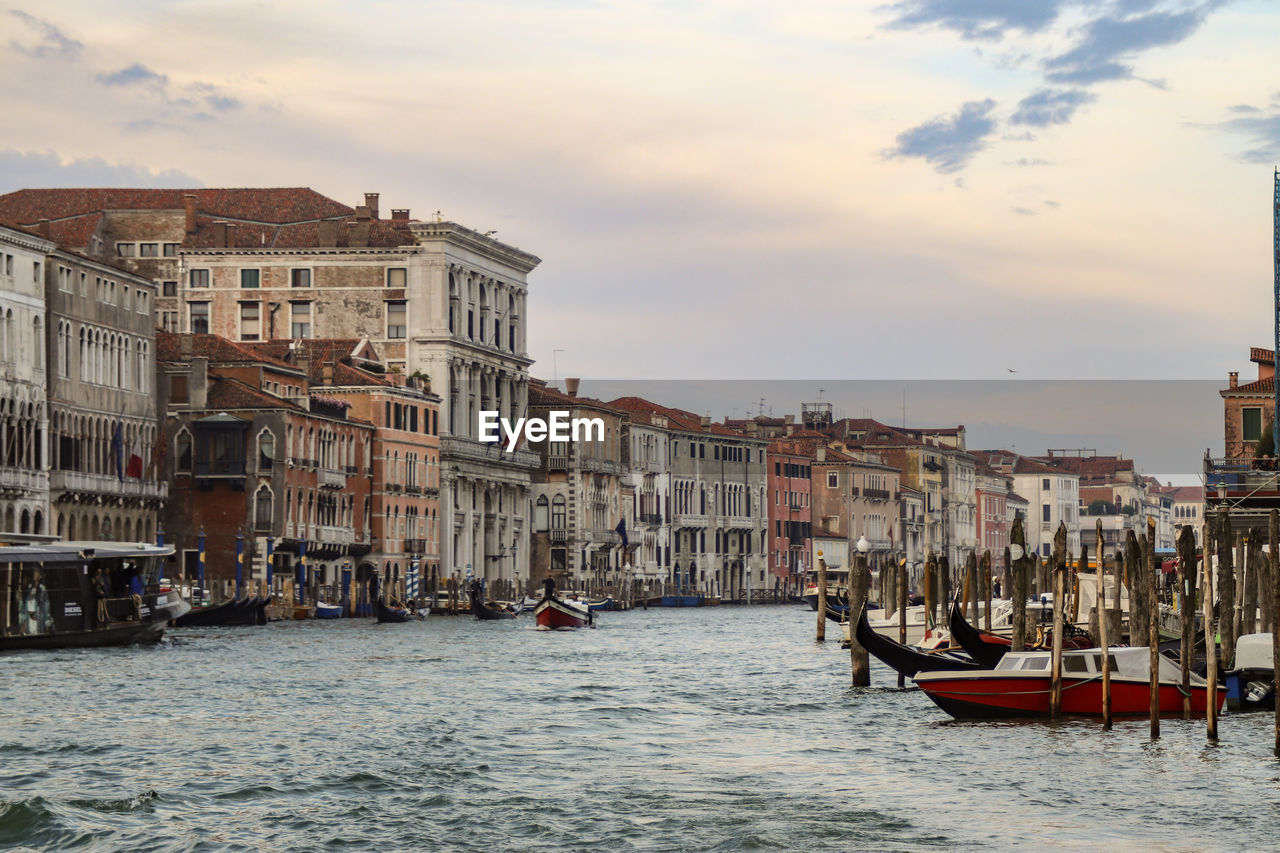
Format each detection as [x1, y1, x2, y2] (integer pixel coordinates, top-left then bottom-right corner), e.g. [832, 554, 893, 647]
[8, 9, 82, 59]
[1011, 88, 1097, 126]
[881, 0, 1066, 41]
[1228, 104, 1261, 114]
[1008, 157, 1052, 166]
[887, 99, 998, 173]
[1012, 206, 1037, 215]
[1216, 110, 1280, 164]
[0, 149, 202, 191]
[1044, 6, 1215, 84]
[1043, 199, 1060, 207]
[97, 63, 169, 88]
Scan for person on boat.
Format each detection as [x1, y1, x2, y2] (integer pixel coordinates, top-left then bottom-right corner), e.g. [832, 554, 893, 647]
[23, 569, 51, 635]
[993, 579, 1001, 598]
[92, 568, 109, 627]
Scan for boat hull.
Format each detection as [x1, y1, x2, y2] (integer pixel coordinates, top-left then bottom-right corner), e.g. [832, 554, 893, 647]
[916, 673, 1222, 719]
[534, 597, 591, 629]
[1225, 668, 1275, 712]
[854, 607, 979, 679]
[646, 595, 704, 607]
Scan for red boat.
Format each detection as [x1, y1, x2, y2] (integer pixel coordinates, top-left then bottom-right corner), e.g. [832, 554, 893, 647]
[914, 647, 1222, 719]
[533, 578, 593, 630]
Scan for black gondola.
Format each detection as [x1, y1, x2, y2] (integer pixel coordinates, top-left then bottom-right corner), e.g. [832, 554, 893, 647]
[174, 595, 267, 627]
[375, 598, 424, 623]
[472, 598, 516, 620]
[948, 601, 1010, 669]
[853, 606, 980, 679]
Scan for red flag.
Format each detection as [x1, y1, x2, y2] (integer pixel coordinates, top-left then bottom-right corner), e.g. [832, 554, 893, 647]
[126, 436, 143, 479]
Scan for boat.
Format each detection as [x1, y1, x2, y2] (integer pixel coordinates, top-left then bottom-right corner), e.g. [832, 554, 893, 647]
[1226, 633, 1276, 712]
[315, 601, 343, 619]
[0, 540, 189, 650]
[948, 602, 1012, 669]
[645, 594, 705, 607]
[854, 607, 980, 679]
[376, 598, 426, 623]
[174, 594, 268, 627]
[534, 578, 592, 629]
[800, 567, 850, 615]
[471, 596, 517, 620]
[914, 646, 1223, 719]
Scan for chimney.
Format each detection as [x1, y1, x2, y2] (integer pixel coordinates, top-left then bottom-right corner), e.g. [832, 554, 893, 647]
[1229, 371, 1239, 389]
[355, 205, 371, 221]
[816, 447, 826, 462]
[363, 193, 379, 219]
[322, 360, 334, 385]
[213, 220, 228, 248]
[226, 222, 238, 248]
[190, 356, 209, 410]
[38, 218, 50, 239]
[183, 194, 197, 233]
[297, 355, 311, 385]
[317, 220, 339, 247]
[180, 333, 194, 356]
[700, 415, 711, 430]
[564, 377, 580, 397]
[391, 209, 410, 221]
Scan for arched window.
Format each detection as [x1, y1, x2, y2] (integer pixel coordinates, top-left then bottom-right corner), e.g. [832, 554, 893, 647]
[535, 495, 549, 532]
[255, 485, 274, 530]
[257, 429, 275, 471]
[176, 429, 192, 472]
[551, 495, 566, 530]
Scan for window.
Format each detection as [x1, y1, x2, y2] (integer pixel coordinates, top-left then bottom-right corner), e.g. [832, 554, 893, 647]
[534, 496, 549, 532]
[162, 311, 179, 332]
[239, 302, 261, 340]
[57, 266, 72, 292]
[551, 495, 567, 529]
[290, 301, 311, 339]
[387, 268, 407, 288]
[163, 243, 180, 257]
[116, 243, 136, 257]
[386, 300, 406, 338]
[190, 268, 210, 288]
[176, 430, 193, 472]
[258, 430, 275, 471]
[1243, 407, 1263, 442]
[255, 485, 274, 530]
[240, 269, 260, 289]
[1042, 503, 1051, 522]
[290, 269, 311, 288]
[189, 302, 210, 334]
[139, 242, 159, 257]
[827, 471, 838, 489]
[162, 281, 177, 297]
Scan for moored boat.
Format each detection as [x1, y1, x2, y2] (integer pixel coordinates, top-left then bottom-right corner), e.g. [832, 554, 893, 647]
[914, 647, 1222, 719]
[315, 601, 343, 619]
[534, 578, 592, 629]
[0, 541, 189, 651]
[1226, 633, 1276, 712]
[854, 607, 979, 679]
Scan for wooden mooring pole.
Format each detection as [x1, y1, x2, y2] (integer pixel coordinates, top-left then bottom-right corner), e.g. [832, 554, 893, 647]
[897, 557, 908, 689]
[982, 550, 993, 633]
[816, 555, 828, 643]
[1049, 523, 1067, 719]
[1272, 509, 1280, 754]
[1178, 525, 1196, 718]
[1097, 520, 1112, 729]
[1011, 518, 1028, 653]
[1146, 517, 1160, 738]
[1204, 520, 1218, 741]
[849, 550, 870, 687]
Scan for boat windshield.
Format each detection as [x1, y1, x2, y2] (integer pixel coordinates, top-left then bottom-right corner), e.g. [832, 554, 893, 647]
[995, 654, 1051, 672]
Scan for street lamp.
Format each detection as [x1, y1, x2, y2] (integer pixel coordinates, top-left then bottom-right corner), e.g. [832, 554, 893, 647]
[856, 535, 870, 555]
[1010, 543, 1025, 562]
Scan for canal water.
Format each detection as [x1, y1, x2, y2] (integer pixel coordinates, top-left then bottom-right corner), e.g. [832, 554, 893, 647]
[3, 605, 1279, 852]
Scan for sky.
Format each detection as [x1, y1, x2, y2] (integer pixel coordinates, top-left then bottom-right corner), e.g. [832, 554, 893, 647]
[2, 0, 1276, 472]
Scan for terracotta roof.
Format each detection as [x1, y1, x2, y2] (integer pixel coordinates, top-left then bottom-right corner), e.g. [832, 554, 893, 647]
[1167, 485, 1204, 502]
[529, 381, 625, 415]
[156, 331, 297, 371]
[1229, 376, 1274, 394]
[184, 216, 414, 250]
[0, 187, 354, 224]
[1251, 347, 1274, 365]
[606, 396, 749, 438]
[242, 339, 392, 387]
[1036, 455, 1134, 480]
[206, 377, 304, 412]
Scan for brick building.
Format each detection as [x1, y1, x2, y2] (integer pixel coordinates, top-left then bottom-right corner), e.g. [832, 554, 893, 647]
[1221, 347, 1277, 459]
[766, 438, 813, 593]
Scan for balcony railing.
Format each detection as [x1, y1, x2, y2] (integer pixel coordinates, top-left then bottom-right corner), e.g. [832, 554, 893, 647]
[442, 436, 540, 470]
[549, 528, 568, 543]
[641, 513, 663, 526]
[548, 456, 569, 471]
[50, 470, 168, 501]
[314, 525, 354, 545]
[725, 515, 755, 530]
[674, 513, 708, 527]
[581, 456, 624, 476]
[319, 468, 347, 489]
[583, 529, 622, 546]
[406, 484, 423, 495]
[404, 538, 427, 553]
[0, 467, 48, 493]
[863, 488, 892, 501]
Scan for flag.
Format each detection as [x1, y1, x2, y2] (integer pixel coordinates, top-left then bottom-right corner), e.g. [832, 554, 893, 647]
[111, 422, 124, 482]
[615, 518, 628, 549]
[126, 436, 143, 479]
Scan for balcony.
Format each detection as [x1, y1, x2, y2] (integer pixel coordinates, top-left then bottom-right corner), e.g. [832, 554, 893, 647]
[406, 484, 423, 495]
[442, 435, 540, 470]
[674, 513, 708, 527]
[344, 465, 359, 475]
[641, 513, 663, 526]
[0, 467, 48, 494]
[549, 528, 568, 543]
[404, 538, 427, 553]
[866, 537, 892, 552]
[863, 488, 892, 501]
[319, 468, 347, 489]
[581, 456, 624, 476]
[583, 529, 622, 546]
[50, 470, 168, 501]
[313, 525, 354, 545]
[548, 456, 569, 471]
[725, 515, 755, 530]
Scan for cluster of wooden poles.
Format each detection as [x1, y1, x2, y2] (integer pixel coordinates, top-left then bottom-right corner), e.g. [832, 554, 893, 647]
[815, 509, 1280, 748]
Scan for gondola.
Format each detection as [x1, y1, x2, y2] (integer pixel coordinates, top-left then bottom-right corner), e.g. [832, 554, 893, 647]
[175, 595, 267, 627]
[854, 606, 980, 679]
[375, 598, 424, 623]
[948, 601, 1010, 669]
[471, 597, 516, 620]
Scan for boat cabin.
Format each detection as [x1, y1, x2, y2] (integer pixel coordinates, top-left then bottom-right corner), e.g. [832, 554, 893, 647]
[993, 647, 1204, 684]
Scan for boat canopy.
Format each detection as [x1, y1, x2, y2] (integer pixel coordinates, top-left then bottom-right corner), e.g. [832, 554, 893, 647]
[1232, 633, 1275, 671]
[993, 648, 1205, 684]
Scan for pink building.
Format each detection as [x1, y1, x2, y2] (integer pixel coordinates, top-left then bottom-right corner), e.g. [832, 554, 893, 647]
[975, 463, 1012, 573]
[767, 439, 813, 593]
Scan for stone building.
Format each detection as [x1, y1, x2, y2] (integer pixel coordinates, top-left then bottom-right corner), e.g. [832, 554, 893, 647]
[611, 397, 768, 600]
[0, 188, 540, 586]
[620, 401, 671, 590]
[1220, 348, 1276, 459]
[45, 247, 164, 542]
[971, 450, 1080, 560]
[0, 222, 54, 536]
[810, 445, 902, 572]
[157, 332, 375, 602]
[244, 339, 443, 597]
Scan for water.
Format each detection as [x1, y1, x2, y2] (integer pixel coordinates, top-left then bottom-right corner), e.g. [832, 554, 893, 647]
[3, 606, 1279, 852]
